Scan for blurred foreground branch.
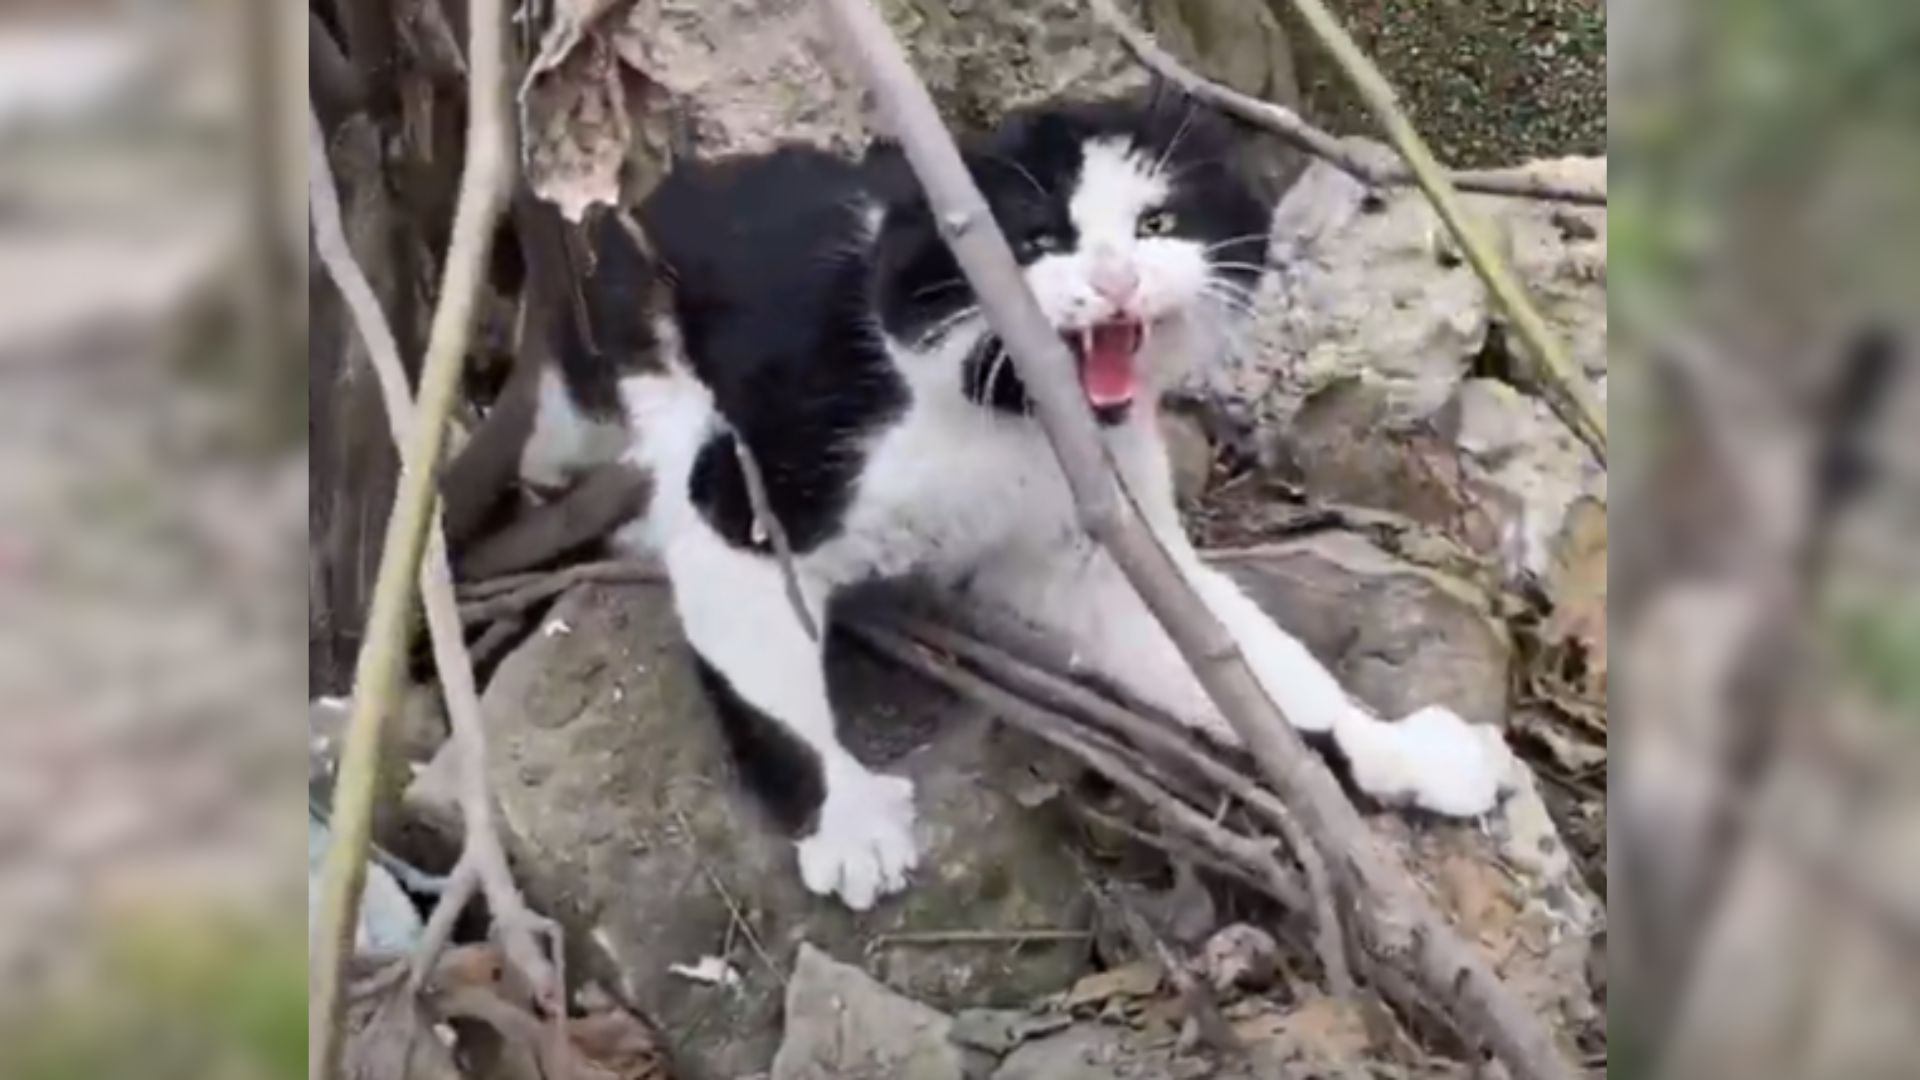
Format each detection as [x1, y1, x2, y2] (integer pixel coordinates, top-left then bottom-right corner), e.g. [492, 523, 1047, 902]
[817, 2, 1576, 1077]
[306, 93, 562, 1007]
[306, 0, 517, 1073]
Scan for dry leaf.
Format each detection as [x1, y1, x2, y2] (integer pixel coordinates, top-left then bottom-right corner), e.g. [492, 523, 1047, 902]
[418, 946, 671, 1080]
[1232, 994, 1375, 1069]
[527, 0, 627, 79]
[343, 961, 465, 1080]
[1063, 959, 1162, 1009]
[522, 33, 632, 223]
[1542, 496, 1607, 705]
[1199, 923, 1279, 994]
[568, 996, 671, 1080]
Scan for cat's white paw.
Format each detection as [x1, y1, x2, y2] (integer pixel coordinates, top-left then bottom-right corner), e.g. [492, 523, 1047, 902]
[796, 770, 920, 911]
[1336, 705, 1513, 818]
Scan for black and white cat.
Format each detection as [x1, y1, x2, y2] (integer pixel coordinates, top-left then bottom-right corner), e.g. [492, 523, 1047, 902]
[534, 97, 1513, 910]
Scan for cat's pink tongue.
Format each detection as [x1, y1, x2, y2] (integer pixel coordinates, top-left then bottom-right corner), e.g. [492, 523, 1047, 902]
[1079, 320, 1142, 408]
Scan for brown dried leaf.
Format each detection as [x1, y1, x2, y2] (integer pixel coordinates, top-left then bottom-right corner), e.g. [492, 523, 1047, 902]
[527, 0, 628, 79]
[1230, 994, 1375, 1070]
[1542, 496, 1608, 705]
[568, 1001, 672, 1080]
[343, 961, 465, 1080]
[522, 32, 632, 223]
[1063, 960, 1163, 1009]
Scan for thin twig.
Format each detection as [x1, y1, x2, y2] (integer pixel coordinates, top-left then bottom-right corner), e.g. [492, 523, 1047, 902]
[730, 433, 823, 641]
[673, 808, 782, 982]
[311, 91, 559, 1005]
[460, 556, 667, 600]
[870, 928, 1093, 948]
[891, 613, 1352, 995]
[816, 7, 1576, 1078]
[1081, 865, 1244, 1058]
[459, 558, 666, 624]
[1071, 802, 1287, 912]
[1270, 0, 1606, 466]
[306, 0, 536, 1062]
[456, 461, 654, 580]
[847, 624, 1308, 912]
[409, 859, 480, 990]
[1086, 0, 1605, 207]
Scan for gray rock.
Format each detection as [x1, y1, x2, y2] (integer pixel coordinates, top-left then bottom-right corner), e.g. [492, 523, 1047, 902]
[1213, 533, 1511, 728]
[604, 0, 1299, 192]
[771, 943, 967, 1080]
[992, 1024, 1133, 1080]
[1184, 154, 1607, 585]
[1159, 409, 1214, 507]
[482, 582, 1092, 1079]
[1445, 377, 1605, 579]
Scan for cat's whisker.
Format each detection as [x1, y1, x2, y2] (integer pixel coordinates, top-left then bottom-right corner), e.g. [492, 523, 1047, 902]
[912, 278, 970, 300]
[983, 153, 1050, 202]
[1199, 287, 1259, 320]
[915, 305, 986, 348]
[1204, 233, 1272, 254]
[1152, 99, 1199, 180]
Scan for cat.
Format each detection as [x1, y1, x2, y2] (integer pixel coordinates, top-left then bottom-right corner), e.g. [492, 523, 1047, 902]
[532, 96, 1513, 911]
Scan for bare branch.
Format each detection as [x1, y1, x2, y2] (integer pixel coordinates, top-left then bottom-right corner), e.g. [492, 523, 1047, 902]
[1082, 866, 1244, 1057]
[1264, 0, 1607, 464]
[1087, 0, 1605, 207]
[816, 4, 1576, 1077]
[847, 623, 1311, 914]
[890, 613, 1353, 996]
[731, 433, 824, 641]
[456, 462, 653, 580]
[310, 81, 561, 1010]
[306, 0, 526, 1066]
[458, 558, 666, 624]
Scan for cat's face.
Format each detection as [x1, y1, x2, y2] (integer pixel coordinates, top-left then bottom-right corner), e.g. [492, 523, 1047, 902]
[874, 98, 1272, 424]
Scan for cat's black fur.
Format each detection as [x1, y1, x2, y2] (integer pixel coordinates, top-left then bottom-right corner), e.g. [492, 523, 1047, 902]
[637, 96, 1269, 561]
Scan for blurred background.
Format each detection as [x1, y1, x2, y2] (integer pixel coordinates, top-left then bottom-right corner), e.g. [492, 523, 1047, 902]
[1608, 0, 1920, 1076]
[0, 0, 1912, 1076]
[0, 0, 305, 1076]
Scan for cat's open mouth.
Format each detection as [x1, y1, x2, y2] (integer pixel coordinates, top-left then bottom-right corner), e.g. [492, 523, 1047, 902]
[1064, 318, 1144, 422]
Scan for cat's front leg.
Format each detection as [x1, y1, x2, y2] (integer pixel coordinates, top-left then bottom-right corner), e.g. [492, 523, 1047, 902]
[973, 540, 1511, 818]
[1178, 556, 1514, 817]
[665, 525, 918, 910]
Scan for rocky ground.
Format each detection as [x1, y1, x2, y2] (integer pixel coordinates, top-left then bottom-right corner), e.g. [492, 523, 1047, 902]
[355, 151, 1611, 1079]
[311, 2, 1612, 1076]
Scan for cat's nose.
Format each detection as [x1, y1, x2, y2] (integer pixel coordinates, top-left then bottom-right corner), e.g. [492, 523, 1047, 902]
[1090, 263, 1140, 307]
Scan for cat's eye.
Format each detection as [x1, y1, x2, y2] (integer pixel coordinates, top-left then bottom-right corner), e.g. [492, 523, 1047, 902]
[1137, 209, 1176, 237]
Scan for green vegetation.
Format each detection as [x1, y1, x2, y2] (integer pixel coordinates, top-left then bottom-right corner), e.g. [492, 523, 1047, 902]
[3, 910, 305, 1080]
[1278, 0, 1606, 167]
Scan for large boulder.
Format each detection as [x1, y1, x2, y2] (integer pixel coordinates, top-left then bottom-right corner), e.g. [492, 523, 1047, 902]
[482, 582, 1093, 1079]
[1213, 534, 1513, 729]
[771, 943, 970, 1080]
[527, 0, 1303, 219]
[1180, 154, 1607, 584]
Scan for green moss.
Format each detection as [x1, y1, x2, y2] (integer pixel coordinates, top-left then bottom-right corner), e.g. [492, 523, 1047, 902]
[3, 910, 306, 1080]
[1273, 0, 1607, 167]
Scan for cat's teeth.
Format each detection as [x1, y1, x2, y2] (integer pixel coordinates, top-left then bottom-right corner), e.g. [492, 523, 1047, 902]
[1079, 327, 1093, 359]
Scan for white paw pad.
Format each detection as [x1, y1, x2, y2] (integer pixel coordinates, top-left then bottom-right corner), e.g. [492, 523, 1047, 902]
[1339, 705, 1513, 818]
[796, 771, 920, 911]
